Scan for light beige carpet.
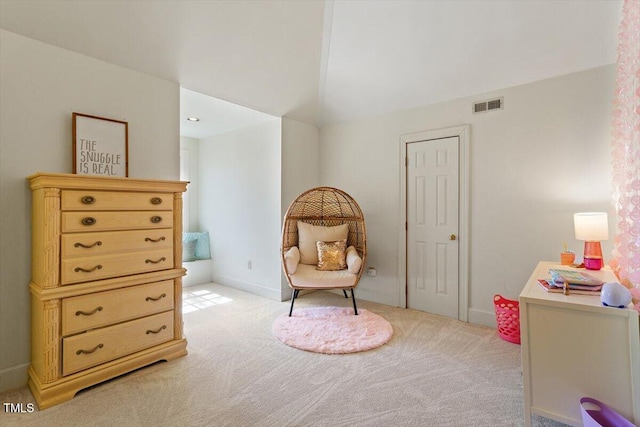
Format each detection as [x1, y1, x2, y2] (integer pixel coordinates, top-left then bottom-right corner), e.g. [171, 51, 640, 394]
[0, 283, 566, 426]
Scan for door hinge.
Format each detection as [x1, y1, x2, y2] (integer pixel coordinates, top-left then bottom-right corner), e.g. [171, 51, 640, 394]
[405, 222, 408, 231]
[405, 157, 408, 167]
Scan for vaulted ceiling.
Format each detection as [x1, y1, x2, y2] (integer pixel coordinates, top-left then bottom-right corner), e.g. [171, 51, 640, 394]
[0, 0, 622, 135]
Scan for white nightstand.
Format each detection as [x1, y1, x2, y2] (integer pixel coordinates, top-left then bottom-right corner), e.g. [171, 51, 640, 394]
[519, 261, 639, 426]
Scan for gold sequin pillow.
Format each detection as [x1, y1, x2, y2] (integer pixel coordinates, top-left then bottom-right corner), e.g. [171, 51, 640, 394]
[316, 240, 347, 271]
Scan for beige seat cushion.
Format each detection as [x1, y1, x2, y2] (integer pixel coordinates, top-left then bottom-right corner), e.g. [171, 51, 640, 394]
[297, 221, 348, 265]
[284, 245, 360, 277]
[289, 264, 358, 289]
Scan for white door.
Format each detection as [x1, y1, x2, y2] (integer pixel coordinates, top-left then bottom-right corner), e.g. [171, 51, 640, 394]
[407, 136, 459, 318]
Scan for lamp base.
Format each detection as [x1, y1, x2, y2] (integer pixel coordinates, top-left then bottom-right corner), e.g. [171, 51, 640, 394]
[583, 241, 603, 270]
[584, 257, 603, 270]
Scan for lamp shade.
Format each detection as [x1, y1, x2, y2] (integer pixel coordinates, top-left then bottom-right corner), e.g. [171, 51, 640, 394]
[574, 212, 609, 241]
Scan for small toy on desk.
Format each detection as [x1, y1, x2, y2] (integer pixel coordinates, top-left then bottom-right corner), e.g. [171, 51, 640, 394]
[600, 282, 632, 308]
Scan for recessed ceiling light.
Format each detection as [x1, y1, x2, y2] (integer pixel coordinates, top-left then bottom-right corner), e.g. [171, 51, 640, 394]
[187, 117, 200, 122]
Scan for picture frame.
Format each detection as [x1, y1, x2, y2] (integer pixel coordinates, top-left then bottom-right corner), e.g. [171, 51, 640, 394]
[73, 113, 128, 177]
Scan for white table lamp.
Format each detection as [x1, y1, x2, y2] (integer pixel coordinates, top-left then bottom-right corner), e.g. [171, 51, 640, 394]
[574, 212, 609, 270]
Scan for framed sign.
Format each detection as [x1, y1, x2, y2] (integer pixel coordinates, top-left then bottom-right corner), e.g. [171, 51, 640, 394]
[73, 113, 128, 177]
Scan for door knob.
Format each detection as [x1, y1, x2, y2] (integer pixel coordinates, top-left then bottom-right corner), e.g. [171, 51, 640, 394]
[449, 234, 457, 241]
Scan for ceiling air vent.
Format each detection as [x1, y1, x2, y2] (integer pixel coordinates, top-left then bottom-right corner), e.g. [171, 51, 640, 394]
[473, 97, 503, 114]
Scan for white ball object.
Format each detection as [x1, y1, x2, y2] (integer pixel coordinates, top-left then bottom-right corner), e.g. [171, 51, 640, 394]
[600, 282, 632, 308]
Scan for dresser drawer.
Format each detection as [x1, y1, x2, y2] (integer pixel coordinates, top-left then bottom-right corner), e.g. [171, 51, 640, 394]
[62, 310, 174, 376]
[61, 248, 174, 285]
[62, 280, 174, 336]
[62, 229, 172, 258]
[62, 211, 172, 232]
[62, 190, 173, 211]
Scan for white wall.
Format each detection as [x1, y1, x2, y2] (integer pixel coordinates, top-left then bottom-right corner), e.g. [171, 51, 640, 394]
[198, 120, 283, 300]
[0, 28, 617, 394]
[320, 65, 616, 326]
[0, 30, 180, 392]
[280, 118, 321, 296]
[180, 136, 200, 231]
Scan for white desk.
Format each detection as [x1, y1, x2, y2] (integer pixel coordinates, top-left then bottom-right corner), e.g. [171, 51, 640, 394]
[520, 261, 639, 426]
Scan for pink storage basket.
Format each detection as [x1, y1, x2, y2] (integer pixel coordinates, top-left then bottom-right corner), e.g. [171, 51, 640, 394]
[493, 294, 521, 344]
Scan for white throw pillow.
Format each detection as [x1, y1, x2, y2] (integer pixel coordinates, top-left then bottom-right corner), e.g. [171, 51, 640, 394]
[284, 246, 300, 274]
[297, 221, 349, 265]
[346, 245, 362, 274]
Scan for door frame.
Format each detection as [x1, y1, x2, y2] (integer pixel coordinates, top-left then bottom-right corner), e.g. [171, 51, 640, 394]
[398, 125, 470, 321]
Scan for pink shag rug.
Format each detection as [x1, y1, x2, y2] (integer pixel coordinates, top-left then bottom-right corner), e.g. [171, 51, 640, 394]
[272, 306, 393, 354]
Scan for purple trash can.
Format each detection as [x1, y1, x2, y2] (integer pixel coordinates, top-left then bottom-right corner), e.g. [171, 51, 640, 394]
[580, 397, 635, 427]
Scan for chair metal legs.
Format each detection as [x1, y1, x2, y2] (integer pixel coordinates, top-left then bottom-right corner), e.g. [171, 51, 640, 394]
[289, 289, 300, 317]
[288, 288, 358, 316]
[351, 289, 358, 315]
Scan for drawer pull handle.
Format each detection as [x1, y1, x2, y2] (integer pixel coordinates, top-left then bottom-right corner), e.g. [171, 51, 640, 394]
[150, 197, 163, 205]
[150, 215, 163, 224]
[74, 241, 102, 249]
[146, 325, 167, 335]
[74, 265, 102, 273]
[81, 196, 96, 205]
[81, 217, 97, 226]
[76, 343, 103, 355]
[75, 306, 103, 316]
[145, 257, 166, 264]
[145, 236, 166, 243]
[146, 293, 167, 302]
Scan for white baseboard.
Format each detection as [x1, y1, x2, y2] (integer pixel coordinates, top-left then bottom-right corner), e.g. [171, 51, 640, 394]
[354, 290, 497, 329]
[325, 287, 400, 308]
[354, 287, 400, 307]
[183, 259, 213, 287]
[281, 285, 293, 302]
[468, 308, 497, 328]
[211, 274, 282, 301]
[0, 363, 29, 393]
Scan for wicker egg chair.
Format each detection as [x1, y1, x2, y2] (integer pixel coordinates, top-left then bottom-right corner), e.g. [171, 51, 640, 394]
[281, 187, 366, 316]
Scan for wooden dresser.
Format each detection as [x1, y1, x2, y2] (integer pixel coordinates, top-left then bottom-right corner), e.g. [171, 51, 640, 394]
[27, 173, 188, 409]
